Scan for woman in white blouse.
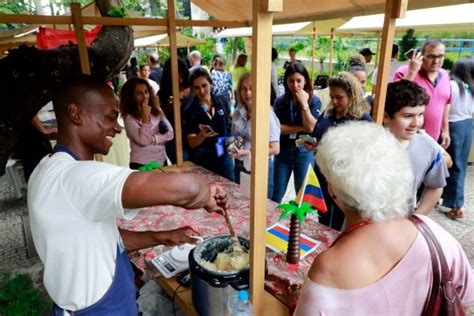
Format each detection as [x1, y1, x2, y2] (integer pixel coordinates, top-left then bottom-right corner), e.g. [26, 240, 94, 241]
[231, 72, 280, 199]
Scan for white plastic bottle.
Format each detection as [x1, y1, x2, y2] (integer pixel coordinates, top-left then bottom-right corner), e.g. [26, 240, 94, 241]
[228, 290, 254, 316]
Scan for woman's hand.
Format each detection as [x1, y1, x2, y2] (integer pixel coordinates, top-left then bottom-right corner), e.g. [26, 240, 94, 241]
[303, 137, 318, 152]
[231, 146, 250, 159]
[295, 89, 309, 110]
[141, 97, 151, 123]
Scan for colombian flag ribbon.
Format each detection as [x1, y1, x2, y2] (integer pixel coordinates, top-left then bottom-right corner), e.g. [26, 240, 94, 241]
[296, 165, 328, 213]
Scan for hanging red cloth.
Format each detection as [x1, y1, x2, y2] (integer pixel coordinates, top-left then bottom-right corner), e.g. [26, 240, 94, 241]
[36, 25, 102, 49]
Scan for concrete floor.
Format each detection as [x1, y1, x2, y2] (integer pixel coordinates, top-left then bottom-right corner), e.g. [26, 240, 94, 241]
[1, 163, 473, 283]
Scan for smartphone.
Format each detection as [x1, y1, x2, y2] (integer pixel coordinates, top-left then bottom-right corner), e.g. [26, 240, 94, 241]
[295, 139, 306, 147]
[404, 48, 417, 60]
[199, 124, 218, 137]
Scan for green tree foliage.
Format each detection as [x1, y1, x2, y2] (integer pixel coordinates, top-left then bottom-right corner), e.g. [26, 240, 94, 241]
[399, 29, 418, 61]
[194, 37, 217, 66]
[0, 2, 30, 31]
[0, 273, 51, 315]
[224, 37, 245, 55]
[0, 0, 91, 30]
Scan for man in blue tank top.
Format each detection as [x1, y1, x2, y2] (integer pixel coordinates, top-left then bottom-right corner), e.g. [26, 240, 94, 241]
[28, 75, 228, 315]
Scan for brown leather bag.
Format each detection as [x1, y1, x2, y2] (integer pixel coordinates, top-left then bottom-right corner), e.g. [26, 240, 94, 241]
[409, 215, 466, 316]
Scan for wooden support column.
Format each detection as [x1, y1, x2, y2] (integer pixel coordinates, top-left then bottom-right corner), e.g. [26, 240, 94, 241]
[72, 3, 102, 161]
[167, 0, 184, 166]
[329, 28, 335, 76]
[71, 3, 90, 75]
[311, 22, 316, 84]
[372, 0, 408, 124]
[375, 31, 382, 65]
[250, 0, 281, 314]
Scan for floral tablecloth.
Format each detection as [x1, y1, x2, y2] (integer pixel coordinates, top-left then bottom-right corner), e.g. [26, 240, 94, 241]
[117, 165, 339, 305]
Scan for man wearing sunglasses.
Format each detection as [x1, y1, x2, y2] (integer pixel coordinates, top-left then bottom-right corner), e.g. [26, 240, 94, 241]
[392, 39, 451, 149]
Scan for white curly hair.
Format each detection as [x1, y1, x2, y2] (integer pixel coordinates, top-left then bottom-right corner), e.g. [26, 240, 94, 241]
[315, 122, 414, 221]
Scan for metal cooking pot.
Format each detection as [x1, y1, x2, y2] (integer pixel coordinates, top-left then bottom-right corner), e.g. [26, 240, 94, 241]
[188, 235, 250, 316]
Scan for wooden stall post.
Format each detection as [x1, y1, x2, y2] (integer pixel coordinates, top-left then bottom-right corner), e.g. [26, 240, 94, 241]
[372, 0, 408, 124]
[167, 0, 184, 166]
[311, 22, 316, 85]
[375, 31, 382, 65]
[71, 3, 90, 75]
[250, 0, 282, 313]
[72, 3, 102, 161]
[329, 27, 335, 76]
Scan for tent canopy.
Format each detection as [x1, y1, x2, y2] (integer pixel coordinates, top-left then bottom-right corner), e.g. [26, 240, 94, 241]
[337, 3, 474, 33]
[191, 0, 470, 24]
[215, 19, 346, 38]
[134, 32, 206, 48]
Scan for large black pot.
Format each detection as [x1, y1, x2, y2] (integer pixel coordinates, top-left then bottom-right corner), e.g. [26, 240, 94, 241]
[189, 235, 250, 316]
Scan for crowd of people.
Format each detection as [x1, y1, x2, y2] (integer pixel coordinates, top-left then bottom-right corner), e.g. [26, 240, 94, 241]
[112, 39, 473, 226]
[24, 38, 474, 314]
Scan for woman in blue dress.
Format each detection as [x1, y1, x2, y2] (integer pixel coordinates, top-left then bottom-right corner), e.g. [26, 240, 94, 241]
[272, 63, 322, 203]
[311, 72, 372, 230]
[183, 67, 234, 181]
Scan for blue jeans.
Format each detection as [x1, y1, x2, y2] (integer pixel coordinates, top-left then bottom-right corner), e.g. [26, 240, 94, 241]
[234, 158, 275, 199]
[442, 119, 472, 209]
[272, 146, 314, 203]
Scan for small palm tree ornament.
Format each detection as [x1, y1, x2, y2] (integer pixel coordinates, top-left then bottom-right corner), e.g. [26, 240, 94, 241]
[276, 166, 327, 264]
[277, 201, 316, 264]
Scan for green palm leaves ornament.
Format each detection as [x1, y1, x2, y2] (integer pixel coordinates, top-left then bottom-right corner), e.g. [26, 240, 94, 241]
[277, 201, 316, 264]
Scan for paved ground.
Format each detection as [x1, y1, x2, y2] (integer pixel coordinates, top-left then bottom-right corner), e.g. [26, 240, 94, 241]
[1, 163, 473, 291]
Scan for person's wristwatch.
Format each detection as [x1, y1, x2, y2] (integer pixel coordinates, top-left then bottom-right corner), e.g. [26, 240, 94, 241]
[302, 104, 309, 111]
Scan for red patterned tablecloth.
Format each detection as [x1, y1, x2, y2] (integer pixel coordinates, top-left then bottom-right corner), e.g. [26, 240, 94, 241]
[117, 165, 339, 304]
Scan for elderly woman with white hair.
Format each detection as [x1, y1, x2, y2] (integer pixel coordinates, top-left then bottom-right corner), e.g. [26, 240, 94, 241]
[294, 122, 474, 315]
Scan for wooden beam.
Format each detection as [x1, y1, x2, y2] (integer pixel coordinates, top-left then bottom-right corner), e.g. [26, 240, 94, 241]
[167, 0, 183, 166]
[72, 3, 101, 162]
[175, 20, 248, 28]
[372, 0, 406, 125]
[375, 31, 382, 65]
[0, 14, 71, 24]
[250, 0, 279, 314]
[329, 28, 335, 76]
[311, 22, 316, 85]
[392, 0, 409, 18]
[71, 3, 90, 75]
[262, 0, 283, 12]
[0, 14, 247, 28]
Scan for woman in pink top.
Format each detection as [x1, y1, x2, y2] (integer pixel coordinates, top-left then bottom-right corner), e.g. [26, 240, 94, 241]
[120, 78, 173, 169]
[294, 122, 473, 315]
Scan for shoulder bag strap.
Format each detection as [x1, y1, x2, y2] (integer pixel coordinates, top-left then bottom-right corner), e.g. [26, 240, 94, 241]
[411, 216, 452, 283]
[409, 215, 442, 315]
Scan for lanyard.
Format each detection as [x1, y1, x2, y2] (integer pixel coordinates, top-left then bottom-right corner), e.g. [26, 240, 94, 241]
[203, 105, 214, 120]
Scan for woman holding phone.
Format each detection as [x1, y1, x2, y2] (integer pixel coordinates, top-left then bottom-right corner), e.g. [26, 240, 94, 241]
[120, 77, 173, 169]
[231, 72, 281, 198]
[183, 67, 234, 181]
[272, 63, 321, 203]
